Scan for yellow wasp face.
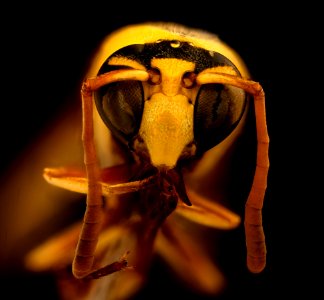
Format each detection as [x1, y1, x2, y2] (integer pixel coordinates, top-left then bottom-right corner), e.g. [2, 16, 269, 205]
[22, 22, 269, 300]
[94, 39, 247, 168]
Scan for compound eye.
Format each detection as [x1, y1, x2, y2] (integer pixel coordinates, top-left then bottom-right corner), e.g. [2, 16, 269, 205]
[94, 80, 144, 145]
[194, 83, 247, 152]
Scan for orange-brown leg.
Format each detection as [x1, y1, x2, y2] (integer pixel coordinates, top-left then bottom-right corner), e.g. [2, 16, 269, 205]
[71, 70, 149, 279]
[244, 84, 269, 273]
[72, 81, 106, 279]
[197, 73, 269, 273]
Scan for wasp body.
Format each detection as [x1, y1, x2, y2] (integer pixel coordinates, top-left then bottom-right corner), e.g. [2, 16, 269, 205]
[24, 22, 269, 300]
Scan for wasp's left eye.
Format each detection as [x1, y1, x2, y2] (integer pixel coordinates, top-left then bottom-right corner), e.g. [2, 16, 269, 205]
[194, 83, 247, 153]
[94, 80, 144, 145]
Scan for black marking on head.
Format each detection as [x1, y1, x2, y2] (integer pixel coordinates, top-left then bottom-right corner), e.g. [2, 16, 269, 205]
[98, 40, 240, 75]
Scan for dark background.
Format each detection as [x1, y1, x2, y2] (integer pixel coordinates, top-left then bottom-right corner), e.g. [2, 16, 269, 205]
[0, 3, 315, 300]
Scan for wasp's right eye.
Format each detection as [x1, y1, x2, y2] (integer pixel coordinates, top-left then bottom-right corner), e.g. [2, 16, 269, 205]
[94, 80, 144, 145]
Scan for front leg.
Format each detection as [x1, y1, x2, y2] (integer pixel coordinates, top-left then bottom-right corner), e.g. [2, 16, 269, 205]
[83, 251, 131, 280]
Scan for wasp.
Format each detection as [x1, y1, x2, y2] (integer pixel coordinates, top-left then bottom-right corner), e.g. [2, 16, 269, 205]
[24, 22, 269, 299]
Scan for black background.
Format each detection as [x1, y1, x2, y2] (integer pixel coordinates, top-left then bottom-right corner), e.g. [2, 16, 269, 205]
[0, 2, 315, 300]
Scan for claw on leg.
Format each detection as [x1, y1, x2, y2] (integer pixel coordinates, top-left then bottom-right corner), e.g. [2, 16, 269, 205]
[83, 250, 132, 280]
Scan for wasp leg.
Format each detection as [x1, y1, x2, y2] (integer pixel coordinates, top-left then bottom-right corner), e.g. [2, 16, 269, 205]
[83, 251, 131, 280]
[43, 166, 156, 196]
[175, 187, 241, 229]
[156, 215, 225, 295]
[25, 221, 82, 272]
